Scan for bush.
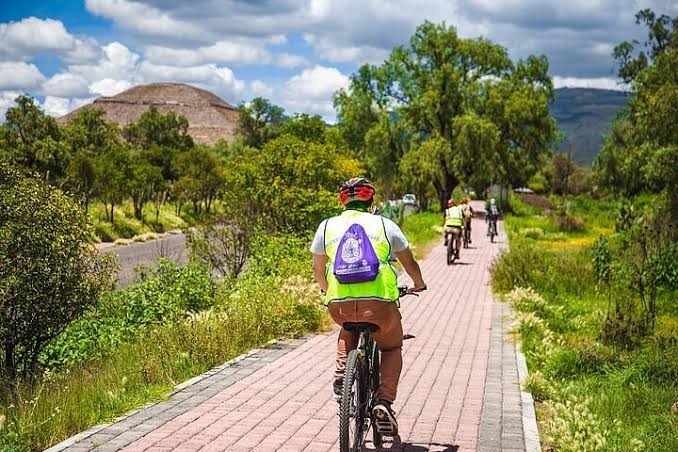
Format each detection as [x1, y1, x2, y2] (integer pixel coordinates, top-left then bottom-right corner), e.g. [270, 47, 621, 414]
[0, 164, 113, 379]
[40, 260, 215, 369]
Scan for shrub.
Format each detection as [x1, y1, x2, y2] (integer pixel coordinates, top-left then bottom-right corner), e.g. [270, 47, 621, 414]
[40, 260, 215, 369]
[0, 164, 113, 379]
[521, 227, 545, 239]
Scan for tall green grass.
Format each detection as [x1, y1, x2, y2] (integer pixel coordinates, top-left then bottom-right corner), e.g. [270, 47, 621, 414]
[0, 236, 327, 451]
[493, 194, 678, 451]
[401, 209, 442, 259]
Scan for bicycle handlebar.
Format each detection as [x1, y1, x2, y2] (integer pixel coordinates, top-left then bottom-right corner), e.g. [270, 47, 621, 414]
[398, 285, 426, 298]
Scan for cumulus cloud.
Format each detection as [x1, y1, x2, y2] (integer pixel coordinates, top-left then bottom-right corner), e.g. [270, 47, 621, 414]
[0, 62, 45, 90]
[42, 73, 90, 97]
[552, 76, 627, 91]
[276, 53, 310, 68]
[0, 91, 21, 121]
[144, 41, 272, 66]
[89, 78, 133, 96]
[282, 65, 349, 121]
[250, 80, 274, 98]
[0, 17, 99, 63]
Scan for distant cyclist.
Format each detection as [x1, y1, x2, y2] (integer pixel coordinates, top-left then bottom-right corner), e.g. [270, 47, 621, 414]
[310, 177, 427, 436]
[486, 198, 500, 237]
[460, 198, 474, 244]
[444, 199, 463, 259]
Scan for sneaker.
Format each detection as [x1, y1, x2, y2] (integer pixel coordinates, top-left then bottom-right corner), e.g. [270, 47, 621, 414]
[333, 379, 343, 402]
[372, 400, 398, 436]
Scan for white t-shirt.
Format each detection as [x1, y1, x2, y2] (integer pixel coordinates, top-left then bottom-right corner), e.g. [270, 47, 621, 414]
[310, 212, 409, 256]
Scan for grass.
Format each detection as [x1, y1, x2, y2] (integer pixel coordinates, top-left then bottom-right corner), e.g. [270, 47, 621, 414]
[401, 209, 443, 259]
[0, 240, 328, 451]
[493, 194, 678, 451]
[89, 200, 218, 242]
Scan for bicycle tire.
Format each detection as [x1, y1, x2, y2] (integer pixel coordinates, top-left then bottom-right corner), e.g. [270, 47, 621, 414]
[463, 228, 469, 248]
[369, 342, 382, 448]
[340, 349, 364, 452]
[447, 236, 454, 265]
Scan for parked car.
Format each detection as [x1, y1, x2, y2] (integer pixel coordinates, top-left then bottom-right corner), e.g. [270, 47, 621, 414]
[402, 193, 417, 206]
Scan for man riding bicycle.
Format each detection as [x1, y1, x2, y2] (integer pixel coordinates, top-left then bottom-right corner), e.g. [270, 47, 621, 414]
[311, 177, 427, 436]
[486, 198, 500, 237]
[444, 199, 463, 259]
[460, 198, 474, 244]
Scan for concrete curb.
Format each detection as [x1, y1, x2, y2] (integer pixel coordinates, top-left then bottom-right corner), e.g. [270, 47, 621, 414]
[44, 339, 285, 452]
[516, 342, 542, 452]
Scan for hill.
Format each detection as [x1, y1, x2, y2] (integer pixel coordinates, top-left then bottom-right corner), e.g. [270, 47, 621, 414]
[550, 88, 628, 165]
[59, 83, 240, 144]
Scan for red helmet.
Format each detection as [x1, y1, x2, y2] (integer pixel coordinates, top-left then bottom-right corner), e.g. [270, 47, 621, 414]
[448, 199, 456, 207]
[339, 177, 375, 205]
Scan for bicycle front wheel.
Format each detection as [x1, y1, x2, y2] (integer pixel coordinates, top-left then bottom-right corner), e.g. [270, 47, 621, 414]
[340, 349, 365, 452]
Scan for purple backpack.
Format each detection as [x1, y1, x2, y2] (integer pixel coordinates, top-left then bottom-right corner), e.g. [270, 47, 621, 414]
[333, 223, 380, 284]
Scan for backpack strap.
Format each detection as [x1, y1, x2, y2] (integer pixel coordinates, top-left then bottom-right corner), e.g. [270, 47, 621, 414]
[322, 218, 329, 252]
[380, 216, 392, 258]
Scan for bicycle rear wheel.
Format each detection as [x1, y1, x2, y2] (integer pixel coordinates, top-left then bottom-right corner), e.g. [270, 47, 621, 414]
[447, 237, 455, 265]
[340, 349, 365, 452]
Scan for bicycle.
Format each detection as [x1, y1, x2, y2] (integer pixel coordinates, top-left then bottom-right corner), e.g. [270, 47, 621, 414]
[338, 286, 419, 452]
[488, 218, 497, 243]
[462, 224, 470, 249]
[446, 230, 459, 265]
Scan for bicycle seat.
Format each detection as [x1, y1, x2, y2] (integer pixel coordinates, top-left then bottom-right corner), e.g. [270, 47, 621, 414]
[343, 322, 379, 332]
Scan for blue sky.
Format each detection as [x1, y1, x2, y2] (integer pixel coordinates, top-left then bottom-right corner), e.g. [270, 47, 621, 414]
[1, 0, 677, 121]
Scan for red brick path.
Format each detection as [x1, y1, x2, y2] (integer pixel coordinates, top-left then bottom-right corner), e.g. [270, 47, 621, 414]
[55, 205, 523, 452]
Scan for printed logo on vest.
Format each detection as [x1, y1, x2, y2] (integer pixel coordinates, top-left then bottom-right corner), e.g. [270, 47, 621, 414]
[333, 223, 380, 284]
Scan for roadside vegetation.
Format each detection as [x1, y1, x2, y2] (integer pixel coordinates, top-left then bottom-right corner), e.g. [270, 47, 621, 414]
[491, 10, 678, 451]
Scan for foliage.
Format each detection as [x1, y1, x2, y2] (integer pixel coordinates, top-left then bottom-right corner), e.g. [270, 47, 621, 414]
[335, 22, 556, 208]
[0, 232, 327, 450]
[596, 9, 677, 204]
[0, 96, 65, 185]
[237, 97, 286, 148]
[0, 164, 113, 380]
[493, 192, 678, 451]
[40, 260, 215, 369]
[122, 106, 194, 151]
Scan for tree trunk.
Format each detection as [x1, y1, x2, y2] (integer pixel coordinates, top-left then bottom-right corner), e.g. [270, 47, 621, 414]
[110, 202, 115, 223]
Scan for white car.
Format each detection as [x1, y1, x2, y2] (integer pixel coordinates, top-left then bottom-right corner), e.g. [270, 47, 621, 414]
[402, 193, 417, 206]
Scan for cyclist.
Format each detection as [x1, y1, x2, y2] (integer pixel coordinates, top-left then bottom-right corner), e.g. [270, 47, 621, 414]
[444, 199, 463, 258]
[460, 197, 474, 244]
[311, 177, 427, 435]
[486, 198, 500, 237]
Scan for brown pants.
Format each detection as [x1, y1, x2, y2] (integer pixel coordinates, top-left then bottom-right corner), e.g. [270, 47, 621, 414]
[328, 300, 403, 402]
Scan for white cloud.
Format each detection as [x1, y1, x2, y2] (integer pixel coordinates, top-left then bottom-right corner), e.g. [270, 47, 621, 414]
[89, 78, 133, 96]
[0, 17, 99, 63]
[250, 80, 273, 98]
[85, 0, 206, 42]
[282, 65, 349, 121]
[42, 73, 90, 97]
[553, 76, 626, 91]
[138, 62, 245, 98]
[0, 91, 21, 121]
[276, 53, 310, 68]
[144, 41, 272, 66]
[40, 96, 96, 117]
[0, 62, 45, 90]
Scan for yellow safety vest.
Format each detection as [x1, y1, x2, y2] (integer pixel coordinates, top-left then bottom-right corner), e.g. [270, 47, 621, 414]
[323, 210, 399, 305]
[445, 206, 463, 227]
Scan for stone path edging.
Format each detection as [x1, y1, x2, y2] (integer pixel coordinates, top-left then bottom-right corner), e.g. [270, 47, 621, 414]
[516, 343, 541, 452]
[45, 338, 311, 452]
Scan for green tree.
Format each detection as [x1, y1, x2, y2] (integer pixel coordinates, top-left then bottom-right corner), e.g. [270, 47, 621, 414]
[596, 9, 677, 207]
[335, 22, 555, 209]
[174, 146, 225, 214]
[0, 95, 66, 184]
[122, 106, 194, 151]
[0, 164, 113, 379]
[280, 114, 327, 143]
[237, 97, 286, 148]
[62, 108, 122, 212]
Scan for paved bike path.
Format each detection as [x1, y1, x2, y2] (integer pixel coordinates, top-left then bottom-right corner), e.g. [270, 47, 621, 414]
[52, 210, 534, 451]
